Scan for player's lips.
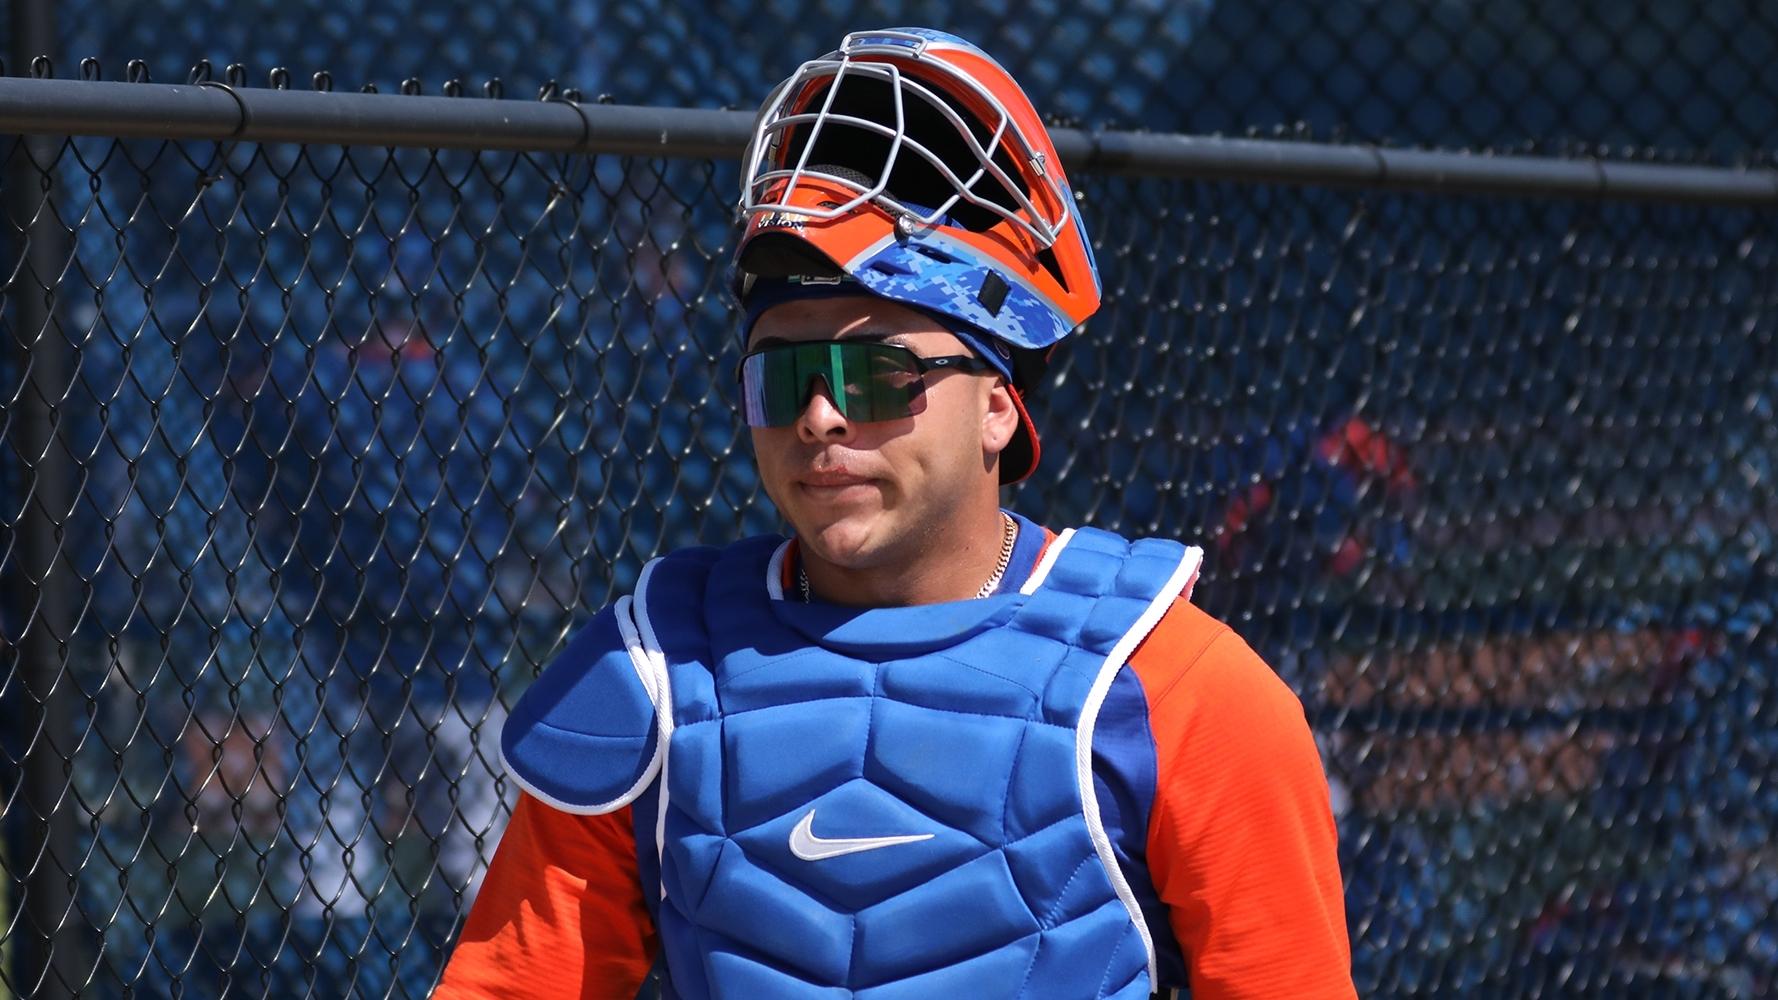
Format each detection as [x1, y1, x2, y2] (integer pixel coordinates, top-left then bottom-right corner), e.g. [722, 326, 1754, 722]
[797, 469, 879, 499]
[801, 469, 871, 487]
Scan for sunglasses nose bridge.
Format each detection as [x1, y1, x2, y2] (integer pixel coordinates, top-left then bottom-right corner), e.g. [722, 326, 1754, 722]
[795, 371, 839, 412]
[794, 372, 859, 435]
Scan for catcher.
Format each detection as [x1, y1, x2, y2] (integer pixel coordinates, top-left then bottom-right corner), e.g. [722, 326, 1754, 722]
[439, 27, 1353, 999]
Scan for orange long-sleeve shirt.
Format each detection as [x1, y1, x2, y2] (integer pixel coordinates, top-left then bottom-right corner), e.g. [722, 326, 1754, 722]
[438, 586, 1352, 998]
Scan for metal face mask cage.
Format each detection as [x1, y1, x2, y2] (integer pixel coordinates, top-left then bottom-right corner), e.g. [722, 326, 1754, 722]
[739, 29, 1070, 251]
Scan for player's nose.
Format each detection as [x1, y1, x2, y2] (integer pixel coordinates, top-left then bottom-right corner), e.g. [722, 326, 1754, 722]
[795, 376, 854, 443]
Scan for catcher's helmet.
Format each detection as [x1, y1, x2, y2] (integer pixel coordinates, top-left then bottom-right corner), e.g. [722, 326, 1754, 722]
[734, 27, 1100, 483]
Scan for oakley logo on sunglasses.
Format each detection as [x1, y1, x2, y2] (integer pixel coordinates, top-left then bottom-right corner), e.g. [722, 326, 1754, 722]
[738, 341, 997, 427]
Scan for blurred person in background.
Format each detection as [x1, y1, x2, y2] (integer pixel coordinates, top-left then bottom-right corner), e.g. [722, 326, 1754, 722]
[438, 27, 1351, 999]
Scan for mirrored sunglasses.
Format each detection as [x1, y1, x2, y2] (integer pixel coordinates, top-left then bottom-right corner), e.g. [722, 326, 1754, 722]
[738, 341, 996, 427]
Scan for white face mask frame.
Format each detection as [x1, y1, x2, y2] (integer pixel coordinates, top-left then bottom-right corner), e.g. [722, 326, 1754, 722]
[739, 29, 1070, 251]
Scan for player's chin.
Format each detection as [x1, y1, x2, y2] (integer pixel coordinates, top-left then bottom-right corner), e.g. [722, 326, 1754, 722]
[790, 503, 893, 568]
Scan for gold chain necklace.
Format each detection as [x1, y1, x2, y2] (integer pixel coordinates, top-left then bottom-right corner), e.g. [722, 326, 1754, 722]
[798, 512, 1018, 604]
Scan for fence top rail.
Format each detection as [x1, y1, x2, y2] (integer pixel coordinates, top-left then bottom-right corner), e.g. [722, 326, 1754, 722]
[3, 76, 1776, 205]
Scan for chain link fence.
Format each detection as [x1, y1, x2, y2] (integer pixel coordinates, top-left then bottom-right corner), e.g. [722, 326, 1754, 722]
[7, 0, 1777, 162]
[4, 39, 1778, 1000]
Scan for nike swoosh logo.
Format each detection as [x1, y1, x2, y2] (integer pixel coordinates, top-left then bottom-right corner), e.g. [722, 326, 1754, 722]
[788, 809, 934, 861]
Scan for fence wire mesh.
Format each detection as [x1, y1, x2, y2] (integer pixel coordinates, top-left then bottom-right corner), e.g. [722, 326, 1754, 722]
[10, 0, 1778, 163]
[3, 123, 1778, 998]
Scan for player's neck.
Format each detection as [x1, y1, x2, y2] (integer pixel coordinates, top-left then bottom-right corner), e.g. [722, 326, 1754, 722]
[800, 502, 1012, 607]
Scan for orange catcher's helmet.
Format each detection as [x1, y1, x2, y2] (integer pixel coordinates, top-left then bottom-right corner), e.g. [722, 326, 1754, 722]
[734, 27, 1101, 481]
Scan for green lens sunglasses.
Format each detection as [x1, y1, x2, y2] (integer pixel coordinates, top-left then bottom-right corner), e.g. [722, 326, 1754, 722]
[738, 340, 998, 427]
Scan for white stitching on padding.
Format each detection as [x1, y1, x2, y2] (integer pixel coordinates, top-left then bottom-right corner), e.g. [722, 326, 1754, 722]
[1019, 527, 1077, 595]
[765, 538, 791, 600]
[630, 557, 677, 902]
[1075, 544, 1204, 988]
[615, 594, 660, 707]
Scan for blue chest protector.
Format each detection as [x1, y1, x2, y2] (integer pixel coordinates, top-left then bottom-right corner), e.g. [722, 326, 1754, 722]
[502, 526, 1201, 999]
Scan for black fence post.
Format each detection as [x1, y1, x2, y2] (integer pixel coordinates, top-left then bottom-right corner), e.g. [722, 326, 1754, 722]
[4, 3, 82, 998]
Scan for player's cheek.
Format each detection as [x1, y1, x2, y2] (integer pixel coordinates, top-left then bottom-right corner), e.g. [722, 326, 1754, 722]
[748, 428, 794, 509]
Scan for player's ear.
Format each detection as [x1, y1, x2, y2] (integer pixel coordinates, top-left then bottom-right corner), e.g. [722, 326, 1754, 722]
[981, 377, 1019, 456]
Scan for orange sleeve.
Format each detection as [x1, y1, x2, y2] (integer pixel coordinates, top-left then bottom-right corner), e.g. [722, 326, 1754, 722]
[1129, 601, 1355, 999]
[435, 793, 657, 999]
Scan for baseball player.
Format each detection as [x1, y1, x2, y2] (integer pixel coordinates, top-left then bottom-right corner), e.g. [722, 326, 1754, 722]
[438, 27, 1353, 999]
